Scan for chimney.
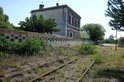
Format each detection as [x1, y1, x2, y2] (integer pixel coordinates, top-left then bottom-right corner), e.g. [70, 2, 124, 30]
[56, 3, 59, 6]
[39, 4, 44, 9]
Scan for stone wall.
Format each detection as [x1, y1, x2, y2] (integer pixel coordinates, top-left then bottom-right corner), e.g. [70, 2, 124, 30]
[0, 28, 93, 47]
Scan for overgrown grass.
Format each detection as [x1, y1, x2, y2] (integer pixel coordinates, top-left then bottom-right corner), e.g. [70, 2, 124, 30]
[80, 44, 96, 55]
[1, 44, 124, 81]
[0, 45, 81, 76]
[92, 54, 104, 64]
[84, 46, 124, 82]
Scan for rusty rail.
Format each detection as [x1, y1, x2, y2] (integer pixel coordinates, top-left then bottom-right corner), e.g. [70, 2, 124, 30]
[77, 61, 95, 82]
[29, 57, 80, 82]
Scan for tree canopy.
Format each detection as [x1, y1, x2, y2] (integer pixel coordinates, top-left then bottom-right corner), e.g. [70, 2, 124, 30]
[18, 15, 60, 34]
[105, 0, 124, 31]
[0, 7, 13, 29]
[82, 24, 105, 41]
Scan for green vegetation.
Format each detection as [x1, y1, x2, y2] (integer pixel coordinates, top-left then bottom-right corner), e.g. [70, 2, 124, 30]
[84, 46, 124, 81]
[105, 0, 124, 50]
[18, 15, 60, 34]
[105, 0, 124, 31]
[0, 7, 13, 29]
[80, 44, 96, 55]
[80, 31, 89, 40]
[0, 36, 47, 55]
[82, 24, 105, 41]
[0, 44, 124, 81]
[118, 37, 124, 43]
[92, 54, 103, 64]
[104, 34, 115, 43]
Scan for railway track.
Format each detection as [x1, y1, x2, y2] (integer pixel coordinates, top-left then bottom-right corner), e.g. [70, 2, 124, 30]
[28, 57, 94, 82]
[29, 57, 80, 82]
[77, 61, 95, 82]
[1, 56, 77, 82]
[2, 55, 96, 82]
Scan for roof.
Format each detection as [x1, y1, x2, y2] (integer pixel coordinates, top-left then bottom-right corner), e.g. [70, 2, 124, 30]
[31, 5, 81, 18]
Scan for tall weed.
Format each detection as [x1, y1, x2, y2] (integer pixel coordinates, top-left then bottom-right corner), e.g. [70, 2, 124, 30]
[80, 44, 96, 55]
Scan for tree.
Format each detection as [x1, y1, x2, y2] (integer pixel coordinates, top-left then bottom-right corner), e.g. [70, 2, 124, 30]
[18, 15, 60, 34]
[104, 34, 115, 43]
[82, 24, 105, 41]
[0, 7, 13, 29]
[105, 0, 124, 31]
[80, 31, 89, 40]
[118, 37, 124, 42]
[105, 0, 124, 50]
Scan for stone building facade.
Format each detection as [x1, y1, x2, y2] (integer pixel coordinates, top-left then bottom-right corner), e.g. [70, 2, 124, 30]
[31, 4, 81, 39]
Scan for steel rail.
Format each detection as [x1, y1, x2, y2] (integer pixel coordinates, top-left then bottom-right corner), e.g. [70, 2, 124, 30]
[29, 57, 80, 82]
[77, 61, 95, 82]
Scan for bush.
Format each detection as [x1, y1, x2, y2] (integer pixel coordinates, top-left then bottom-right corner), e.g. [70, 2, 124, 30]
[80, 44, 96, 55]
[0, 36, 18, 53]
[19, 38, 47, 54]
[0, 37, 47, 55]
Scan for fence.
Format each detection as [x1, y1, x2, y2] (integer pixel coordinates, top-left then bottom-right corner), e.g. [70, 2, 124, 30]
[0, 28, 93, 47]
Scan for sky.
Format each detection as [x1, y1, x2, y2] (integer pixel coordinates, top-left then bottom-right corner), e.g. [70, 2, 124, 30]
[1, 0, 124, 38]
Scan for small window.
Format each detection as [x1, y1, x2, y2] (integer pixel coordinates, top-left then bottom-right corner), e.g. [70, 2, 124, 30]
[11, 39, 14, 41]
[23, 37, 25, 39]
[72, 17, 74, 26]
[19, 39, 22, 42]
[78, 21, 80, 28]
[68, 15, 72, 25]
[69, 31, 73, 38]
[6, 36, 10, 39]
[15, 36, 18, 39]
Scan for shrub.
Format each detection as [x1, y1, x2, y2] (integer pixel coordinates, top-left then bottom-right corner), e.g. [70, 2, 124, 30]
[0, 36, 47, 55]
[80, 44, 96, 55]
[19, 38, 47, 54]
[0, 36, 17, 53]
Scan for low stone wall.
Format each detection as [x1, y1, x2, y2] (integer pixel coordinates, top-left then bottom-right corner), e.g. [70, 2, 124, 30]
[0, 28, 93, 47]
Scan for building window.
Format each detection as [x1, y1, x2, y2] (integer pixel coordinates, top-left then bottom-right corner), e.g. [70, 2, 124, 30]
[69, 31, 73, 38]
[75, 19, 77, 27]
[68, 15, 71, 25]
[72, 17, 74, 26]
[68, 15, 80, 28]
[78, 20, 80, 28]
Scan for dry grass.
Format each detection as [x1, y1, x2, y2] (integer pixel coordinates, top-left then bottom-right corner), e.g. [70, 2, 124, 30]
[84, 46, 124, 82]
[1, 45, 124, 82]
[0, 46, 81, 81]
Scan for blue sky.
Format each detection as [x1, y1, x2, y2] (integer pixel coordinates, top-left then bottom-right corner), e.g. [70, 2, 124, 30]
[1, 0, 124, 38]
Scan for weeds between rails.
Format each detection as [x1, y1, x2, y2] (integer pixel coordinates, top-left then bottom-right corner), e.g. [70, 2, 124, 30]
[29, 57, 80, 82]
[1, 57, 73, 82]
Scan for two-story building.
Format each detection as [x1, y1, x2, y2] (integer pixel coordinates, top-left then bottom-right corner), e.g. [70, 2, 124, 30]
[31, 3, 81, 39]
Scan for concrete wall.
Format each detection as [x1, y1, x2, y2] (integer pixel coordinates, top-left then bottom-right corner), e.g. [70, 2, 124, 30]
[0, 28, 93, 47]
